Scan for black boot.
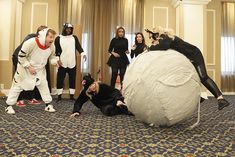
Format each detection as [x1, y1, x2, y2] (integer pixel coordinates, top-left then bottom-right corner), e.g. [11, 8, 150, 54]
[218, 99, 230, 110]
[57, 94, 62, 102]
[70, 94, 75, 101]
[200, 97, 205, 103]
[119, 105, 134, 116]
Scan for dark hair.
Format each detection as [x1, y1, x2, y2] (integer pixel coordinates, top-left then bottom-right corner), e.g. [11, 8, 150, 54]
[36, 25, 48, 34]
[135, 32, 145, 45]
[115, 26, 125, 38]
[46, 29, 56, 36]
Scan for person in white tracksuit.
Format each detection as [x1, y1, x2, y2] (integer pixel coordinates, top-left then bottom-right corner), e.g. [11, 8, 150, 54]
[5, 28, 60, 114]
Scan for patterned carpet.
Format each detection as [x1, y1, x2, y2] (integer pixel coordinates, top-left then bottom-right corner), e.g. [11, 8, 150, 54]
[0, 96, 234, 157]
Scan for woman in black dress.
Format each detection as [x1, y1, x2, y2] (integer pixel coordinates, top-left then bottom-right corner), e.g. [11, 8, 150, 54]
[107, 27, 129, 88]
[146, 27, 230, 110]
[131, 32, 147, 59]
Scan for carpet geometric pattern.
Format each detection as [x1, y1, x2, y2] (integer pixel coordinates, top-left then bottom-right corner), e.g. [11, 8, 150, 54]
[0, 96, 234, 157]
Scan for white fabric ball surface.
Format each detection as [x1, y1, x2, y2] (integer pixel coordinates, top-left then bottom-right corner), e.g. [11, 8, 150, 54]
[123, 50, 201, 126]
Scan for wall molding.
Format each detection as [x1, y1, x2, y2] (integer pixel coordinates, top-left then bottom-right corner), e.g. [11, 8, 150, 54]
[207, 69, 216, 81]
[206, 9, 216, 66]
[171, 0, 212, 8]
[30, 2, 48, 33]
[153, 7, 168, 28]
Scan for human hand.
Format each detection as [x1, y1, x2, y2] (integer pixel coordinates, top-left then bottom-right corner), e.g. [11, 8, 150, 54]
[112, 52, 120, 58]
[27, 66, 37, 75]
[70, 112, 80, 117]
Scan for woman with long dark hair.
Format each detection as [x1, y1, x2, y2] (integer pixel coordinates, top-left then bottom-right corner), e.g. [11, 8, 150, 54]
[107, 26, 129, 88]
[131, 32, 147, 59]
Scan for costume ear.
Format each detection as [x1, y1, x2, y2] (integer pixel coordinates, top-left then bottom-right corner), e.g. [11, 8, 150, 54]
[87, 73, 92, 78]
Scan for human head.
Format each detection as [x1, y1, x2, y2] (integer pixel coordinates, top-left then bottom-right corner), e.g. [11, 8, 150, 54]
[36, 25, 48, 35]
[62, 23, 73, 36]
[115, 26, 125, 38]
[82, 73, 95, 91]
[135, 32, 145, 45]
[88, 83, 97, 93]
[45, 29, 56, 47]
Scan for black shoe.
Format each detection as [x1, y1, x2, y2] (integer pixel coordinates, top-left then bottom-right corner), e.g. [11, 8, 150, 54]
[57, 95, 62, 102]
[218, 99, 230, 110]
[70, 94, 75, 101]
[200, 97, 205, 103]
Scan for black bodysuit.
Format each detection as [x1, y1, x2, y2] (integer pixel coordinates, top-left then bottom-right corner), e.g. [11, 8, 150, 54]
[150, 35, 222, 98]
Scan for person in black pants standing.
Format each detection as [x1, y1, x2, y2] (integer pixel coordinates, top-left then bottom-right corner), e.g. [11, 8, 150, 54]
[147, 26, 230, 110]
[107, 26, 129, 89]
[55, 23, 86, 101]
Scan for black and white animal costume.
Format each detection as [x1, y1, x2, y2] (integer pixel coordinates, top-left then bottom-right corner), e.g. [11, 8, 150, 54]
[150, 33, 230, 110]
[107, 37, 129, 88]
[6, 28, 59, 114]
[55, 23, 84, 100]
[12, 33, 51, 101]
[73, 74, 131, 116]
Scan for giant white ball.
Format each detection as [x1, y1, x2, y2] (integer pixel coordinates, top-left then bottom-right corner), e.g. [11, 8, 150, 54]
[123, 50, 201, 126]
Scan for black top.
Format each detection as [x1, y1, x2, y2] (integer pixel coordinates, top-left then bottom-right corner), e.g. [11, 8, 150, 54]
[12, 33, 38, 66]
[130, 43, 147, 58]
[73, 83, 124, 113]
[107, 37, 129, 67]
[54, 35, 84, 56]
[150, 35, 203, 65]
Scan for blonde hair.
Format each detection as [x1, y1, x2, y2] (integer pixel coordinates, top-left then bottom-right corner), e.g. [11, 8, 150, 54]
[152, 26, 175, 39]
[85, 82, 100, 99]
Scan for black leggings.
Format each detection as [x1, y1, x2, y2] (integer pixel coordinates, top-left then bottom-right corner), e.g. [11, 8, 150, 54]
[57, 67, 76, 89]
[111, 66, 127, 88]
[193, 55, 222, 98]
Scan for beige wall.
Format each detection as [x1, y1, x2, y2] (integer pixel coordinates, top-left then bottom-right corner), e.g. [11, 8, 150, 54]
[0, 0, 59, 90]
[0, 0, 16, 89]
[144, 0, 176, 45]
[206, 0, 223, 89]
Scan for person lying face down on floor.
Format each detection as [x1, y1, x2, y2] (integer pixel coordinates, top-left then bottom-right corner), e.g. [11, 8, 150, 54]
[70, 74, 132, 117]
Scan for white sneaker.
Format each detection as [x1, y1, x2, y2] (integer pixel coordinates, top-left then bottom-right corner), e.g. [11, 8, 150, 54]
[45, 104, 56, 112]
[5, 106, 15, 114]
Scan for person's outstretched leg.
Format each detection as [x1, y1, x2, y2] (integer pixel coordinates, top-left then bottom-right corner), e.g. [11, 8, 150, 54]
[194, 56, 229, 110]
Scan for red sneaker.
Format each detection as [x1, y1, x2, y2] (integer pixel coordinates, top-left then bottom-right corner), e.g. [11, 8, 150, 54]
[28, 98, 41, 105]
[16, 100, 26, 107]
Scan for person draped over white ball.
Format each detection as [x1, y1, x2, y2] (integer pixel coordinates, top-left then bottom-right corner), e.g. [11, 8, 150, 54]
[146, 26, 230, 110]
